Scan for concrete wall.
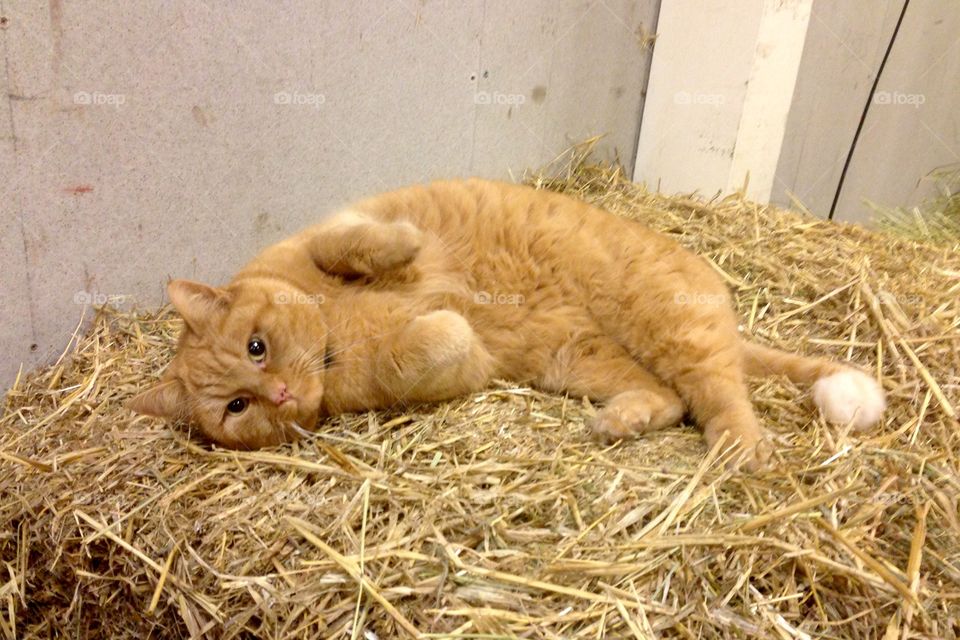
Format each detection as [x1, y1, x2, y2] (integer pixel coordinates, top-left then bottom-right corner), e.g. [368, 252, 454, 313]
[0, 0, 658, 387]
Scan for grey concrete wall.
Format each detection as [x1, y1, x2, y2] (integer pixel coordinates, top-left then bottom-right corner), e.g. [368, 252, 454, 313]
[0, 0, 658, 387]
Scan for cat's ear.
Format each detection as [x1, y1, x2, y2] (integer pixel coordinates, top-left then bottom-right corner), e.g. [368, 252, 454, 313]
[167, 279, 230, 333]
[127, 378, 187, 419]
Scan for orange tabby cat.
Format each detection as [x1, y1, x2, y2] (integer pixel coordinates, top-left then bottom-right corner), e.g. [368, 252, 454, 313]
[130, 179, 885, 470]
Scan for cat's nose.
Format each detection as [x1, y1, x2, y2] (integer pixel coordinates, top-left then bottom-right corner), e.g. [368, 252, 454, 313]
[271, 383, 291, 405]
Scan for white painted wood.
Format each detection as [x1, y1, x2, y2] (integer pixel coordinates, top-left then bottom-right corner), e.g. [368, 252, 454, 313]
[634, 0, 762, 195]
[634, 0, 813, 201]
[728, 0, 812, 202]
[833, 0, 960, 224]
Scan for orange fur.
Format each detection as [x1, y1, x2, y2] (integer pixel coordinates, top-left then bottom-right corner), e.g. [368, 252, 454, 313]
[130, 179, 885, 470]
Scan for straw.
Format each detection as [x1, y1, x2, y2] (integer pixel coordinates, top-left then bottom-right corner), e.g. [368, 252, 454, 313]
[2, 145, 959, 638]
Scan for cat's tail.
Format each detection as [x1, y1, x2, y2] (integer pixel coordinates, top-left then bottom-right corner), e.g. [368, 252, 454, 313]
[742, 341, 886, 430]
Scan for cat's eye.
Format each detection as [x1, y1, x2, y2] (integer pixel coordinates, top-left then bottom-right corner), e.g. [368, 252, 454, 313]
[227, 398, 248, 414]
[247, 336, 267, 362]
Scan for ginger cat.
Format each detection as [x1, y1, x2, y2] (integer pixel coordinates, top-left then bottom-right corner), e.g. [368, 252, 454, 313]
[130, 179, 886, 470]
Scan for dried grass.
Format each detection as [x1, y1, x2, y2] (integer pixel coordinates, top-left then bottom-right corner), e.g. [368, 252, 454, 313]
[872, 164, 960, 245]
[3, 150, 960, 638]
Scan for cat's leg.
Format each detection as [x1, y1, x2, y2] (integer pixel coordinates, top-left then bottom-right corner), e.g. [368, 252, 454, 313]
[628, 312, 770, 470]
[668, 349, 770, 471]
[541, 334, 685, 440]
[306, 211, 423, 276]
[591, 262, 772, 470]
[374, 310, 494, 404]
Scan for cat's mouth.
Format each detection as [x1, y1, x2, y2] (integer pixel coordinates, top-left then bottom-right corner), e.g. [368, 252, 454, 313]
[275, 385, 324, 441]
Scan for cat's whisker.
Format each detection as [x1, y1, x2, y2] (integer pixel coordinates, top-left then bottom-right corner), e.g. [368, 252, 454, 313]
[293, 330, 396, 376]
[292, 347, 331, 376]
[287, 421, 315, 439]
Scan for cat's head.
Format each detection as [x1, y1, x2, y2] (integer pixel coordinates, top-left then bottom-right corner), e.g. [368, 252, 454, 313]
[129, 279, 329, 448]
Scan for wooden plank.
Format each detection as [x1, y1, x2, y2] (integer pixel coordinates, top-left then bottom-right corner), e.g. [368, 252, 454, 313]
[833, 0, 960, 224]
[772, 0, 906, 217]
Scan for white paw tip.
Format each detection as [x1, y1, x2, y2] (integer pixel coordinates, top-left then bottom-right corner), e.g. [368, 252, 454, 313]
[812, 370, 886, 430]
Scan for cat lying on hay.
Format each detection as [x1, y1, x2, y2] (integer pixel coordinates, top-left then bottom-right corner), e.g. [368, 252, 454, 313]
[129, 179, 885, 471]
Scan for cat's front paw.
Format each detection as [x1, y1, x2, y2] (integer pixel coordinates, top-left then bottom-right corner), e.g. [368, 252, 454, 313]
[368, 222, 423, 272]
[407, 310, 474, 367]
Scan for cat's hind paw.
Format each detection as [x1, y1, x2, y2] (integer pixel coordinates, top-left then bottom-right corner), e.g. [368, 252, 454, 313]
[591, 390, 684, 441]
[727, 435, 773, 473]
[704, 420, 772, 473]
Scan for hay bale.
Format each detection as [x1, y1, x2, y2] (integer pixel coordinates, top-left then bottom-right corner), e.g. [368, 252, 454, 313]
[3, 161, 960, 639]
